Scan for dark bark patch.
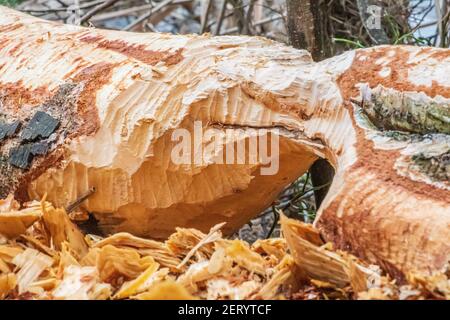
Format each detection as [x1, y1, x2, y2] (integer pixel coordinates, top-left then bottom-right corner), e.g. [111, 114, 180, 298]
[0, 120, 21, 140]
[8, 142, 51, 169]
[29, 142, 49, 156]
[80, 35, 184, 66]
[21, 111, 59, 141]
[9, 144, 33, 169]
[0, 62, 116, 199]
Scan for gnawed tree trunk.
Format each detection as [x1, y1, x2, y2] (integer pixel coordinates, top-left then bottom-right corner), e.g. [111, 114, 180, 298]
[286, 0, 335, 208]
[0, 7, 448, 280]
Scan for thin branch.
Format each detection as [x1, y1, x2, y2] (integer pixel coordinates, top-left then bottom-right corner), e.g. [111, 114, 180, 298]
[214, 0, 228, 35]
[123, 0, 175, 31]
[91, 0, 191, 22]
[79, 0, 121, 24]
[200, 0, 213, 33]
[65, 187, 96, 213]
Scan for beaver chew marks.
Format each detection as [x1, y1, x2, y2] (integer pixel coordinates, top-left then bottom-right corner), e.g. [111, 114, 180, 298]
[0, 7, 449, 282]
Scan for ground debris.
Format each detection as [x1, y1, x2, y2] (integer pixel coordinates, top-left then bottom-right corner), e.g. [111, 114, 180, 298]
[0, 196, 447, 300]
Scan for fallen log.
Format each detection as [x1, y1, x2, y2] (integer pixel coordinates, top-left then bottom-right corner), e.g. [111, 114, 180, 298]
[0, 7, 448, 280]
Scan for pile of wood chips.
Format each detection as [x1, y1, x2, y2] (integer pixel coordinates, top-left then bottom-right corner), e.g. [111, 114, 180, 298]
[0, 195, 448, 300]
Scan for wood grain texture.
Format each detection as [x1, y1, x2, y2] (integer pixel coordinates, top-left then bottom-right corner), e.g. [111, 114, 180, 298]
[0, 7, 448, 280]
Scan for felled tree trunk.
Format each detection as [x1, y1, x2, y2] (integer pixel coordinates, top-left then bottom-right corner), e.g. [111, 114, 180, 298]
[0, 7, 448, 279]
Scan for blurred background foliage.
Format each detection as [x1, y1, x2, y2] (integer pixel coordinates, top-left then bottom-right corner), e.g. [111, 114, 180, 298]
[5, 1, 448, 49]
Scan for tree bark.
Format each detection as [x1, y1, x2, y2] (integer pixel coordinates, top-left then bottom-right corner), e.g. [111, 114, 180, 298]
[286, 0, 332, 61]
[286, 0, 335, 207]
[0, 7, 448, 280]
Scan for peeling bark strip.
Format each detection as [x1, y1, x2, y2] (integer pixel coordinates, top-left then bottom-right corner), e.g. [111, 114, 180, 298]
[0, 8, 448, 280]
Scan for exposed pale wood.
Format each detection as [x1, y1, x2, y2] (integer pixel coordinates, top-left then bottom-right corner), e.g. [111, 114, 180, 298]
[0, 7, 448, 281]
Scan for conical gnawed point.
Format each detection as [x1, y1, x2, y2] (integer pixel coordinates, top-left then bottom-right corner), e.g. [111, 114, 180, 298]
[0, 6, 448, 300]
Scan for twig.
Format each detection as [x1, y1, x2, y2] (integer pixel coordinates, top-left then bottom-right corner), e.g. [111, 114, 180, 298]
[266, 206, 280, 238]
[65, 187, 96, 213]
[214, 0, 228, 35]
[79, 0, 121, 24]
[222, 15, 283, 35]
[245, 0, 256, 35]
[145, 22, 158, 32]
[91, 0, 191, 22]
[200, 0, 213, 33]
[228, 0, 246, 34]
[177, 222, 226, 269]
[123, 0, 175, 31]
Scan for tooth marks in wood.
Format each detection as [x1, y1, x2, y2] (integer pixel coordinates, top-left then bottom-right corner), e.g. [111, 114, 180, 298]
[21, 111, 59, 141]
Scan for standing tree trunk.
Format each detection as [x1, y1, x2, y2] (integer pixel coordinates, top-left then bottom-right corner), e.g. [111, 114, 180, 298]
[286, 0, 335, 207]
[286, 0, 333, 60]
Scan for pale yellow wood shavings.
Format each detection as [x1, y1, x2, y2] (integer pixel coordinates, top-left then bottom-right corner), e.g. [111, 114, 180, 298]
[0, 197, 447, 300]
